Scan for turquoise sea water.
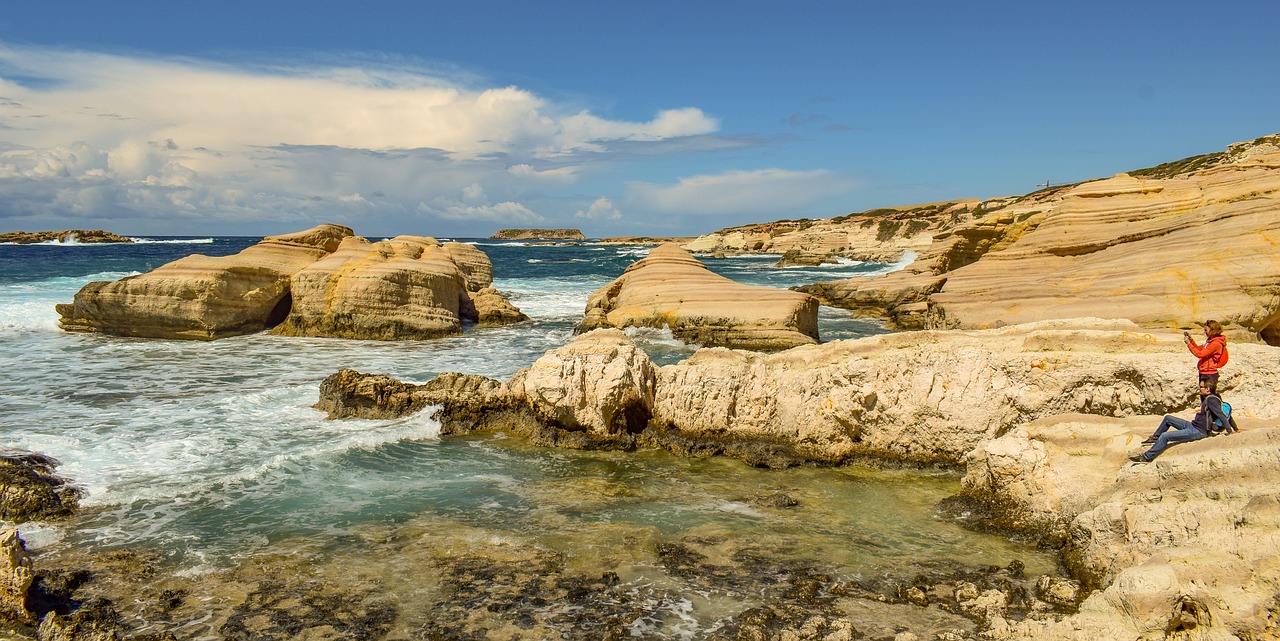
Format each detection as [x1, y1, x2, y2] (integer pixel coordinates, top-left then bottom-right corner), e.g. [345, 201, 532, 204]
[0, 237, 1059, 636]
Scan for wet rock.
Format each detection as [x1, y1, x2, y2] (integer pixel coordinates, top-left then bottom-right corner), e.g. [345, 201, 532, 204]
[1033, 576, 1082, 610]
[34, 597, 176, 641]
[0, 527, 34, 625]
[218, 578, 397, 641]
[749, 491, 801, 508]
[0, 450, 82, 523]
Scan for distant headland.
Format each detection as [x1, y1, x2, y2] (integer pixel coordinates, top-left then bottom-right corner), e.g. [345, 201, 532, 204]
[489, 228, 587, 240]
[0, 229, 133, 244]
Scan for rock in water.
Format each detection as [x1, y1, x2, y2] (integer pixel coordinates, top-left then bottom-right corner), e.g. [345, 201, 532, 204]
[0, 449, 81, 523]
[57, 224, 353, 340]
[576, 243, 819, 350]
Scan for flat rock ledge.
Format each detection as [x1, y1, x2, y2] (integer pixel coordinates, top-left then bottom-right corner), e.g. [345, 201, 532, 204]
[576, 244, 819, 351]
[318, 319, 1280, 639]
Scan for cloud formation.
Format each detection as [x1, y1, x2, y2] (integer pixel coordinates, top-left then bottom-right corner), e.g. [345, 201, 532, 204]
[575, 197, 623, 221]
[627, 169, 857, 216]
[0, 43, 721, 232]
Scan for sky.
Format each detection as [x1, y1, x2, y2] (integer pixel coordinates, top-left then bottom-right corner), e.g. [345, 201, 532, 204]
[0, 2, 1277, 238]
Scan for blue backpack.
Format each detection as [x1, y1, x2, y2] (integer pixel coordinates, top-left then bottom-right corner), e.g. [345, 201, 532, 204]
[1208, 396, 1232, 433]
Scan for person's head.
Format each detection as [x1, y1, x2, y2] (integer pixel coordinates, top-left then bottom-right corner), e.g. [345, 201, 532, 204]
[1203, 320, 1224, 337]
[1198, 378, 1217, 395]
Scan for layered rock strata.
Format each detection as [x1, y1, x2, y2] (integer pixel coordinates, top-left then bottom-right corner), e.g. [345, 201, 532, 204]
[801, 135, 1280, 344]
[576, 244, 819, 351]
[57, 226, 526, 341]
[270, 236, 525, 340]
[57, 224, 354, 340]
[681, 201, 975, 262]
[319, 319, 1280, 638]
[961, 415, 1280, 640]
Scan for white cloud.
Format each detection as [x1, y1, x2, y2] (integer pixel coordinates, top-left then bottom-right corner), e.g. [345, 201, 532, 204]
[627, 169, 858, 216]
[418, 197, 545, 223]
[0, 43, 724, 230]
[575, 197, 623, 221]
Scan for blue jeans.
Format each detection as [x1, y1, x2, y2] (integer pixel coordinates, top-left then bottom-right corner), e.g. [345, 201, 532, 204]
[1141, 415, 1207, 461]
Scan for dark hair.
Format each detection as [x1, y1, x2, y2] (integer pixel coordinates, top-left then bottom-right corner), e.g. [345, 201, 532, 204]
[1204, 320, 1224, 337]
[1199, 377, 1218, 394]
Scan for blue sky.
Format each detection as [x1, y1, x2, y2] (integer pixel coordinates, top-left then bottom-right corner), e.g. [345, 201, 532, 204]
[1, 2, 1276, 238]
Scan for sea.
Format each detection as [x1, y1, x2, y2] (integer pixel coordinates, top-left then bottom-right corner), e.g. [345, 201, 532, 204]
[0, 236, 1062, 638]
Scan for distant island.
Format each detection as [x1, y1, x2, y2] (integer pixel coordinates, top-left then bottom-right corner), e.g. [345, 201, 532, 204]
[489, 228, 586, 240]
[0, 229, 133, 244]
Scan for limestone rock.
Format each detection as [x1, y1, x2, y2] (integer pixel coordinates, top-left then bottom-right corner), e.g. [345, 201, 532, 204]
[961, 414, 1280, 640]
[800, 135, 1280, 344]
[576, 244, 820, 351]
[490, 229, 587, 241]
[0, 450, 82, 523]
[0, 527, 34, 625]
[57, 223, 353, 339]
[470, 287, 530, 326]
[521, 329, 656, 435]
[272, 235, 522, 340]
[681, 201, 974, 263]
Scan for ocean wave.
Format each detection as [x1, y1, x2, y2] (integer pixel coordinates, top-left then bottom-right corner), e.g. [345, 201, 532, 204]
[129, 237, 215, 245]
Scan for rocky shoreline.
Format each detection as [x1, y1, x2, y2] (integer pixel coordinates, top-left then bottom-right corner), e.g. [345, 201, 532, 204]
[306, 319, 1280, 639]
[0, 230, 133, 244]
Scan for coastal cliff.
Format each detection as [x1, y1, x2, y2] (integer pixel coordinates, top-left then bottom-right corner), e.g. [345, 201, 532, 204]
[800, 134, 1280, 344]
[682, 201, 975, 263]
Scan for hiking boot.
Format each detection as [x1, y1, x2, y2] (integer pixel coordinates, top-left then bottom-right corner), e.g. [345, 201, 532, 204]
[1141, 436, 1157, 445]
[1128, 453, 1150, 464]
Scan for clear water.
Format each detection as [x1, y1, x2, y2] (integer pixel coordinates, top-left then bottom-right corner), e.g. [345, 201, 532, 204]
[0, 237, 1060, 635]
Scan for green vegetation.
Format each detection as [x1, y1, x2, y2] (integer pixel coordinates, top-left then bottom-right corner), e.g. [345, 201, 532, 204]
[1129, 152, 1227, 179]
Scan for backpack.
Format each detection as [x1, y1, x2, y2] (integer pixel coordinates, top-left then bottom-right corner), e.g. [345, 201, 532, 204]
[1208, 337, 1229, 368]
[1207, 396, 1232, 434]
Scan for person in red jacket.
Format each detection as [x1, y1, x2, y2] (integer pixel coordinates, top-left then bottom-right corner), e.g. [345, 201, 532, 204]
[1184, 319, 1227, 385]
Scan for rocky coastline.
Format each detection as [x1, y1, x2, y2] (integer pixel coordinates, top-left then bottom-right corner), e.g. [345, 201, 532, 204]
[0, 230, 133, 244]
[5, 134, 1280, 640]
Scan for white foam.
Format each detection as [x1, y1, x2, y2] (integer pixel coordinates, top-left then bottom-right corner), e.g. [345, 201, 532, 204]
[129, 237, 214, 244]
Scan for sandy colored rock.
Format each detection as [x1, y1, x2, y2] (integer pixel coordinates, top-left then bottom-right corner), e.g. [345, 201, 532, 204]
[57, 223, 353, 340]
[490, 229, 587, 240]
[272, 235, 523, 340]
[802, 135, 1280, 344]
[0, 527, 34, 625]
[961, 414, 1280, 640]
[681, 201, 975, 263]
[470, 287, 530, 326]
[520, 329, 656, 435]
[577, 243, 819, 351]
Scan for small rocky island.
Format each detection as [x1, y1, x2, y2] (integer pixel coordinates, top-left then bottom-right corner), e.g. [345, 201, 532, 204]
[0, 230, 133, 244]
[489, 228, 587, 240]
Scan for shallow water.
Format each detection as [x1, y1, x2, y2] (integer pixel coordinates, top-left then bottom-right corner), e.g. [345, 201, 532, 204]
[1, 238, 1063, 638]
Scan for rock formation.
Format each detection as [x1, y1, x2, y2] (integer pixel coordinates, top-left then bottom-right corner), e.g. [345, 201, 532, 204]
[681, 201, 975, 262]
[490, 229, 587, 240]
[0, 528, 34, 625]
[0, 230, 133, 244]
[576, 244, 820, 350]
[801, 134, 1280, 344]
[960, 415, 1280, 640]
[0, 450, 81, 523]
[319, 319, 1280, 638]
[57, 226, 526, 341]
[57, 224, 354, 340]
[270, 235, 525, 340]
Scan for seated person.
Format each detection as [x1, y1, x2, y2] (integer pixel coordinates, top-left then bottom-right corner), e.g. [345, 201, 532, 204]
[1130, 379, 1234, 463]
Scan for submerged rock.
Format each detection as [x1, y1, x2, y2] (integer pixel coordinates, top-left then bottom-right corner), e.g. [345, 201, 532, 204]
[577, 244, 819, 351]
